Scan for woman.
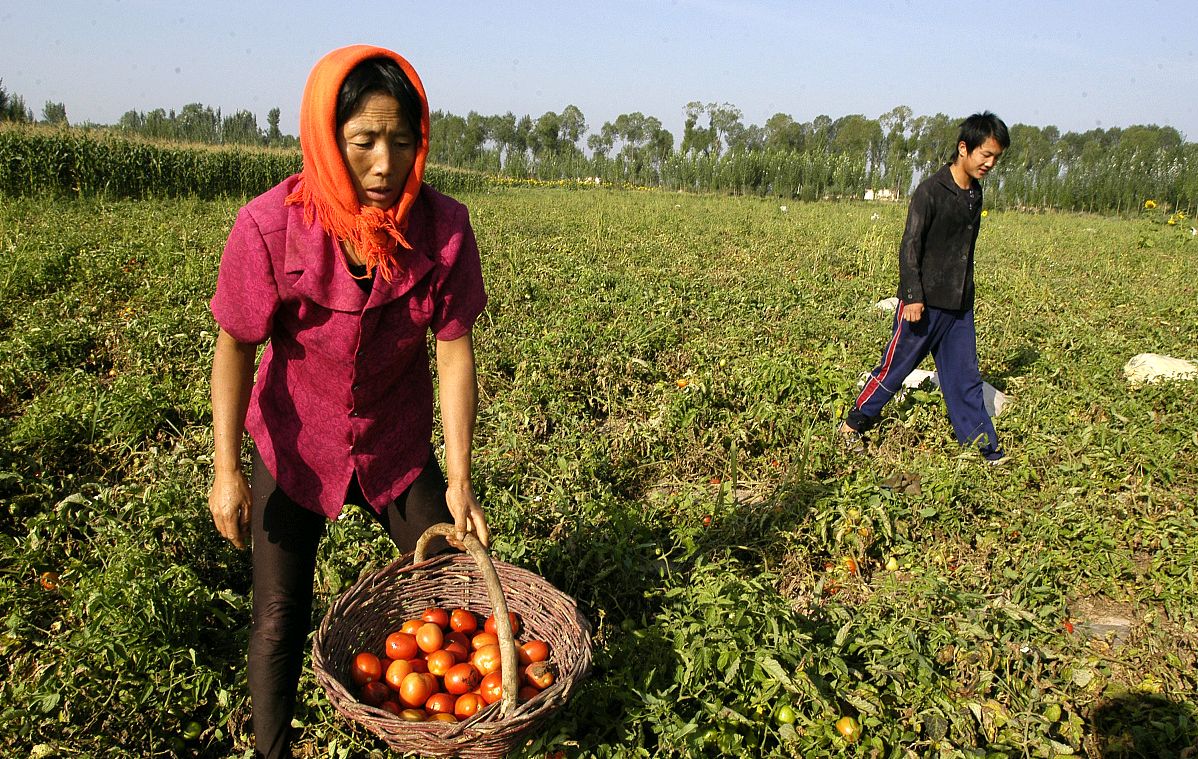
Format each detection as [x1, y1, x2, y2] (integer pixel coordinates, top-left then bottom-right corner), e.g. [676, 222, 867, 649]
[208, 45, 490, 758]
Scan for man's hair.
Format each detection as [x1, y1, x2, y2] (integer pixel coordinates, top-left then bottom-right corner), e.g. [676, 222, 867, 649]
[336, 57, 423, 146]
[956, 111, 1010, 155]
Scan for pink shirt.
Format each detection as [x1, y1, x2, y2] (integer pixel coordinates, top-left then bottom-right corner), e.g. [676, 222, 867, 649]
[211, 175, 486, 519]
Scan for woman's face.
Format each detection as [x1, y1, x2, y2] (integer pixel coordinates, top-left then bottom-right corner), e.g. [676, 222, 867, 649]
[337, 91, 417, 209]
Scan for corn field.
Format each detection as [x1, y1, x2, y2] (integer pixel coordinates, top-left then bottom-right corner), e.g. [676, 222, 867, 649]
[0, 125, 491, 200]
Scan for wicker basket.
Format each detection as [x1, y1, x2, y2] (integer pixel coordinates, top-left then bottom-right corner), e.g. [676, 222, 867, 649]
[312, 523, 592, 758]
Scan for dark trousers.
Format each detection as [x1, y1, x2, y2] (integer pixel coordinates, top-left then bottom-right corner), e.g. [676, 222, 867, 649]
[847, 302, 1002, 459]
[247, 447, 452, 759]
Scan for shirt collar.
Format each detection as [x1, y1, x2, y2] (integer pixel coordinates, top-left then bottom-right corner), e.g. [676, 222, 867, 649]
[284, 194, 436, 312]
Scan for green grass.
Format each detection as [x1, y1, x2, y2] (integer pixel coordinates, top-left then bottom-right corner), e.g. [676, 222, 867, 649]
[1, 187, 1196, 758]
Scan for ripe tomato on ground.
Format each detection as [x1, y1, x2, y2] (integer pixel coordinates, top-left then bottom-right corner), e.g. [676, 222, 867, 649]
[835, 715, 861, 742]
[351, 651, 383, 686]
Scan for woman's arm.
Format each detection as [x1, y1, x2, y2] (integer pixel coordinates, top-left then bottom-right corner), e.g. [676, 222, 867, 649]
[209, 327, 257, 549]
[435, 331, 490, 547]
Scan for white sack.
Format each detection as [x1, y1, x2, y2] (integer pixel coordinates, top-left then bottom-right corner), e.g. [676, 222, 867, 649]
[1123, 353, 1198, 386]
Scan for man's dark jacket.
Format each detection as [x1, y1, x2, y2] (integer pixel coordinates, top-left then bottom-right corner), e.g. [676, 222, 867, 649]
[897, 163, 982, 311]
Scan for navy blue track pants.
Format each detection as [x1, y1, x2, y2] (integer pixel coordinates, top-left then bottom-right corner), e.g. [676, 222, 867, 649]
[848, 301, 1001, 458]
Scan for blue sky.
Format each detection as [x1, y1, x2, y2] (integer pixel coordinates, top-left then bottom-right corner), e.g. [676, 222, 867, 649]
[2, 0, 1195, 141]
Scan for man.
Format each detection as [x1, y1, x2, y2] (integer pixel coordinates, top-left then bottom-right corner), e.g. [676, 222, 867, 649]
[840, 112, 1009, 463]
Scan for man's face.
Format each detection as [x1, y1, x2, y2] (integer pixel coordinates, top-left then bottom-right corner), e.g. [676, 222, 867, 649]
[957, 136, 1004, 180]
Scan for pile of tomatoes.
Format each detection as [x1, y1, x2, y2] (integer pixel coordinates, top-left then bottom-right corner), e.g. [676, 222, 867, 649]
[349, 606, 556, 723]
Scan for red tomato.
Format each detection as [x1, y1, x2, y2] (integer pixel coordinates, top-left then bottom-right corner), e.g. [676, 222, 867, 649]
[479, 671, 504, 704]
[351, 651, 383, 686]
[444, 640, 470, 662]
[399, 672, 433, 708]
[380, 700, 402, 715]
[407, 657, 429, 674]
[518, 640, 550, 666]
[385, 632, 418, 661]
[450, 608, 479, 634]
[518, 685, 541, 702]
[426, 649, 456, 677]
[470, 632, 498, 651]
[484, 611, 522, 637]
[400, 618, 424, 635]
[399, 708, 426, 722]
[361, 680, 391, 706]
[454, 692, 482, 719]
[422, 607, 450, 629]
[425, 692, 455, 715]
[446, 630, 471, 649]
[430, 712, 458, 723]
[471, 644, 503, 676]
[524, 661, 556, 690]
[443, 662, 481, 695]
[384, 659, 414, 692]
[416, 623, 445, 654]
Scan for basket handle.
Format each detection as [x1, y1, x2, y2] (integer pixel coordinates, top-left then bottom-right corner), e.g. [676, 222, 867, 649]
[414, 523, 519, 716]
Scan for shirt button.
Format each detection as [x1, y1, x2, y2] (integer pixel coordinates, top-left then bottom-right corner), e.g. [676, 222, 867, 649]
[350, 410, 359, 418]
[352, 383, 360, 392]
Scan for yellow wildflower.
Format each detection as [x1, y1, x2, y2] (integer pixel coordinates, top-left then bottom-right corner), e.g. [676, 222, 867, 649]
[1144, 199, 1157, 209]
[981, 209, 989, 218]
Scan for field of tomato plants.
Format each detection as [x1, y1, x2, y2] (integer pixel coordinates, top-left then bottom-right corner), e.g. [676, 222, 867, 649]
[1, 185, 1196, 758]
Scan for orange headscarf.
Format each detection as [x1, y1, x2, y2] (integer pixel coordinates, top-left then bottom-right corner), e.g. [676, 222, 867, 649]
[285, 45, 430, 282]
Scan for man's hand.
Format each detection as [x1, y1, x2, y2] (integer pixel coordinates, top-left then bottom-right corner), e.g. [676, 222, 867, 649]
[901, 303, 925, 322]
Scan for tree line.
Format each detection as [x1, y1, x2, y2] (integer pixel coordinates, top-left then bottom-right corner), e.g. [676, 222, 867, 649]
[1, 77, 1193, 213]
[429, 102, 1196, 214]
[0, 80, 295, 148]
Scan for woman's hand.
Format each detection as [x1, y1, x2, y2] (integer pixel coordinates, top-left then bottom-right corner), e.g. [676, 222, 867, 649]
[436, 331, 489, 548]
[446, 480, 490, 548]
[210, 328, 257, 549]
[210, 468, 252, 549]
